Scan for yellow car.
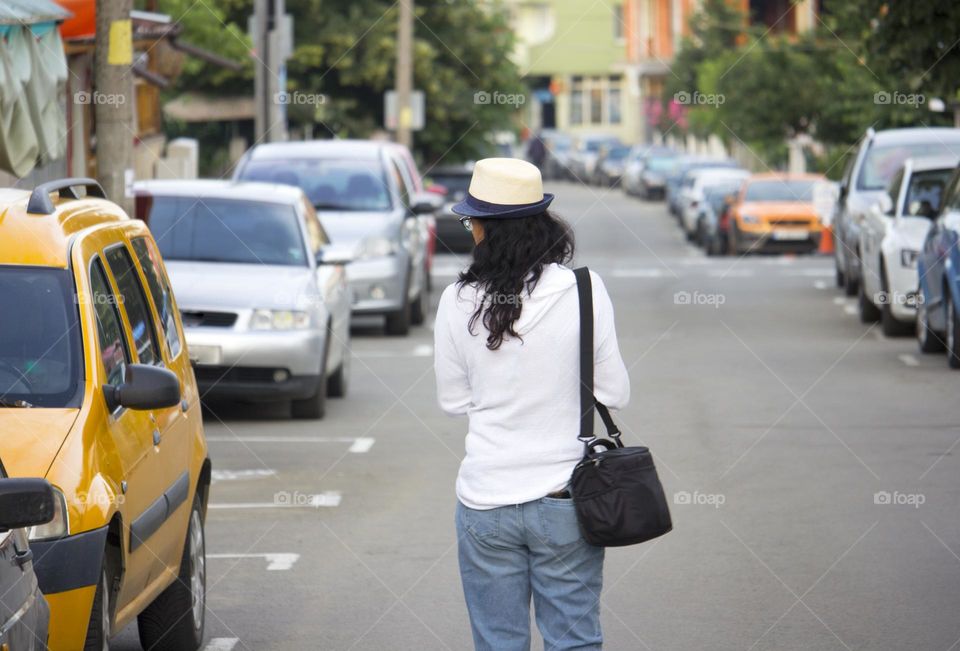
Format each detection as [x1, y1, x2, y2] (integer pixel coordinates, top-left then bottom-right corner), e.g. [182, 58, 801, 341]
[0, 179, 210, 651]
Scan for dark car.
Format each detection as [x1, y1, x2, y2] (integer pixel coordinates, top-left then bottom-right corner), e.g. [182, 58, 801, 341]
[917, 164, 960, 365]
[0, 464, 56, 650]
[594, 145, 632, 187]
[696, 186, 740, 255]
[427, 163, 477, 254]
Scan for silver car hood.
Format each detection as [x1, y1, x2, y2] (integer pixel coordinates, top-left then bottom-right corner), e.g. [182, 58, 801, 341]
[166, 261, 315, 311]
[316, 210, 401, 247]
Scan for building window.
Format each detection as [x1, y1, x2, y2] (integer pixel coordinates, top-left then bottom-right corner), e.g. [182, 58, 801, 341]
[613, 4, 624, 40]
[569, 75, 623, 127]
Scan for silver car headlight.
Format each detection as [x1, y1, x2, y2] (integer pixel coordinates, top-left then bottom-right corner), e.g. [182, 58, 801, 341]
[251, 309, 311, 330]
[900, 249, 919, 269]
[29, 487, 68, 541]
[358, 236, 397, 259]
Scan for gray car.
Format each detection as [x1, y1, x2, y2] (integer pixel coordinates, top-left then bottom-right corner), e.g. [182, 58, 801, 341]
[0, 464, 54, 651]
[833, 127, 960, 296]
[134, 180, 353, 419]
[234, 140, 436, 336]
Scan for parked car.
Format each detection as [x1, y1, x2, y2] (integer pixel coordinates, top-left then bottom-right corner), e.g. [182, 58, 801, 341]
[426, 163, 477, 254]
[234, 139, 437, 335]
[666, 157, 740, 216]
[0, 465, 55, 651]
[568, 135, 621, 182]
[917, 165, 960, 365]
[833, 127, 960, 297]
[679, 168, 750, 239]
[728, 173, 826, 254]
[858, 156, 958, 335]
[593, 144, 632, 186]
[622, 147, 677, 199]
[388, 142, 437, 287]
[135, 180, 353, 418]
[0, 178, 210, 651]
[694, 184, 743, 255]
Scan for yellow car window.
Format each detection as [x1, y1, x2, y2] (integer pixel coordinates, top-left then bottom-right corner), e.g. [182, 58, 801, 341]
[131, 237, 182, 359]
[104, 246, 161, 366]
[90, 259, 129, 388]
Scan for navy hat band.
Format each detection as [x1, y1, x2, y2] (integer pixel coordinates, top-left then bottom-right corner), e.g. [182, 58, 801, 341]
[464, 192, 544, 213]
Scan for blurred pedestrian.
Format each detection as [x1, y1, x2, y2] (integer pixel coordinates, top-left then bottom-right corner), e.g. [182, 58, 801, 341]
[435, 158, 630, 650]
[527, 132, 546, 170]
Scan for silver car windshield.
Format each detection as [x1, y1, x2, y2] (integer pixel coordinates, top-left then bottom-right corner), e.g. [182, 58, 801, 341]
[146, 197, 308, 267]
[238, 158, 392, 212]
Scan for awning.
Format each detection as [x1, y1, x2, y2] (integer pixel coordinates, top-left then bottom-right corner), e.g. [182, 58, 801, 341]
[0, 0, 71, 177]
[164, 93, 255, 123]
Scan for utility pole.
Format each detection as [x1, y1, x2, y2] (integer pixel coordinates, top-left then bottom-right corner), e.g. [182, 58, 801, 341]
[395, 0, 414, 149]
[94, 0, 134, 214]
[253, 0, 289, 143]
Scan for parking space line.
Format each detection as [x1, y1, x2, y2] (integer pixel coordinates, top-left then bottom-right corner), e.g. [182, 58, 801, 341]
[348, 437, 376, 453]
[203, 638, 239, 651]
[212, 469, 276, 482]
[207, 435, 371, 451]
[610, 268, 666, 278]
[208, 553, 300, 571]
[210, 491, 343, 509]
[898, 354, 920, 367]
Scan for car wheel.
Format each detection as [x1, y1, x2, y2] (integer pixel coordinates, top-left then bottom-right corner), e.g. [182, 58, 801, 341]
[410, 288, 426, 326]
[857, 276, 881, 323]
[137, 495, 205, 651]
[843, 256, 859, 297]
[835, 265, 845, 288]
[291, 334, 329, 419]
[385, 272, 413, 336]
[83, 567, 110, 651]
[947, 292, 960, 369]
[917, 290, 944, 353]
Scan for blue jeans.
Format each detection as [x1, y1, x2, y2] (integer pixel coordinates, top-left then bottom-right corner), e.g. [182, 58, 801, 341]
[456, 499, 604, 651]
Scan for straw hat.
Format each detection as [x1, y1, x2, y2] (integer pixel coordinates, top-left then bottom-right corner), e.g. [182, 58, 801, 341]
[451, 158, 554, 219]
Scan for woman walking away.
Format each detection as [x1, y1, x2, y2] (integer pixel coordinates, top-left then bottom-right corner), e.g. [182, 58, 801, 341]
[434, 158, 630, 650]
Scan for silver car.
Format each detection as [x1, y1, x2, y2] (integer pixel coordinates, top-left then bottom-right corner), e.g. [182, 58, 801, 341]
[134, 180, 352, 419]
[233, 140, 436, 336]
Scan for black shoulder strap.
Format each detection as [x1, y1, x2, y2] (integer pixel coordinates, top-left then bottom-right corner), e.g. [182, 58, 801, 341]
[574, 267, 621, 446]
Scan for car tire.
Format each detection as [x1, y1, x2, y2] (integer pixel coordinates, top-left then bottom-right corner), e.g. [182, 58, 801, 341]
[137, 495, 205, 651]
[410, 289, 426, 326]
[385, 271, 413, 336]
[291, 335, 329, 419]
[946, 291, 960, 369]
[917, 290, 944, 353]
[857, 277, 881, 323]
[835, 265, 845, 288]
[843, 256, 859, 297]
[83, 567, 110, 651]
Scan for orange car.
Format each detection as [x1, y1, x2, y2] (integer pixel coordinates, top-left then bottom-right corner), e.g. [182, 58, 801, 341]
[728, 173, 826, 254]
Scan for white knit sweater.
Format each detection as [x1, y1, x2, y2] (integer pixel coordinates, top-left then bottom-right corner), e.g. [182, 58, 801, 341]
[434, 264, 630, 510]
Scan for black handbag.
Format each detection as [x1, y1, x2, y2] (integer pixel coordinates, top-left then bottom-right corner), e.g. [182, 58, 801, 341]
[569, 267, 673, 547]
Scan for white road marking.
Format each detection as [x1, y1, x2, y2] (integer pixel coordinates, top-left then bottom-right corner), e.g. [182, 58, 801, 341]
[210, 491, 342, 509]
[611, 268, 666, 278]
[211, 469, 276, 483]
[899, 354, 920, 367]
[781, 269, 835, 277]
[431, 264, 465, 276]
[814, 280, 828, 290]
[348, 437, 376, 453]
[208, 435, 354, 444]
[208, 553, 300, 571]
[355, 345, 433, 358]
[832, 297, 847, 305]
[203, 638, 239, 651]
[843, 304, 858, 316]
[708, 269, 753, 278]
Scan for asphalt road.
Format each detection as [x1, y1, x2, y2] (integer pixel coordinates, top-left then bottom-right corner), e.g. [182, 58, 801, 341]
[114, 181, 960, 651]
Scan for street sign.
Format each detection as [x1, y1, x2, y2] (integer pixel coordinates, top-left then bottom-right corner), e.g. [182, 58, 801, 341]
[384, 90, 425, 131]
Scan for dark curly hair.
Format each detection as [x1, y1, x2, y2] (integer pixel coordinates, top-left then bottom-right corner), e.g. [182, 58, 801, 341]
[458, 211, 574, 350]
